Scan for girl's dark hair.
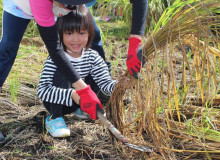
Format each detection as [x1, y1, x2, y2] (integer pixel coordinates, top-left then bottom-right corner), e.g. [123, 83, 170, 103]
[56, 5, 94, 51]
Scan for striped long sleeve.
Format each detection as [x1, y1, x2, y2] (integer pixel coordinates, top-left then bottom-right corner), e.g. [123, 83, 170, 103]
[89, 52, 117, 95]
[37, 48, 117, 106]
[37, 57, 74, 107]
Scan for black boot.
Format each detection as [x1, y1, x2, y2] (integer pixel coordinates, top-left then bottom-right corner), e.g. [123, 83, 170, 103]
[0, 130, 5, 147]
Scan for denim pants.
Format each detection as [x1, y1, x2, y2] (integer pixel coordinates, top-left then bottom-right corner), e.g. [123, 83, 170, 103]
[0, 11, 30, 87]
[0, 11, 106, 88]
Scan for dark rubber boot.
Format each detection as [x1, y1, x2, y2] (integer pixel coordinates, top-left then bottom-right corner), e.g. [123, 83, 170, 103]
[0, 130, 5, 147]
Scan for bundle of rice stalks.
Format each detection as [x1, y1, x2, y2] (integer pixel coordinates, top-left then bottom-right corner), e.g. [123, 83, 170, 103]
[107, 0, 220, 159]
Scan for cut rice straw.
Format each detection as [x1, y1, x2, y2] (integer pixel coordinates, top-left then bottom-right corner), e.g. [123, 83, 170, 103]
[106, 0, 220, 159]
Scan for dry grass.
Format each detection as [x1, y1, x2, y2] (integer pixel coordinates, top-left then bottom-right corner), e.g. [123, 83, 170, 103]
[107, 0, 220, 159]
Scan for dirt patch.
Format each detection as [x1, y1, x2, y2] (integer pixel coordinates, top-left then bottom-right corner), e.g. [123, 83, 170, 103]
[0, 95, 136, 160]
[0, 78, 146, 160]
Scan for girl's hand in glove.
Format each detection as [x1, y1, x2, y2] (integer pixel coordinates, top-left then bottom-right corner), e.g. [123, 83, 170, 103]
[76, 85, 104, 120]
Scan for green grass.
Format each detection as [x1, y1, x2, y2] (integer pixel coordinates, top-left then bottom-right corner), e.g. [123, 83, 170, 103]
[8, 72, 19, 103]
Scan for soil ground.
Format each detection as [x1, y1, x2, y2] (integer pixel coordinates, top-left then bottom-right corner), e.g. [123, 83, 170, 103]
[0, 99, 129, 159]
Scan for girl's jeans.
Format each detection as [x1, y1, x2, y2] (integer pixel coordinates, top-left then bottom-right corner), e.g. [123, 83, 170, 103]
[0, 11, 105, 88]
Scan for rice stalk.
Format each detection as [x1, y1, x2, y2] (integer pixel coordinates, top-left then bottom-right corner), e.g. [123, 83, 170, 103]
[107, 0, 220, 159]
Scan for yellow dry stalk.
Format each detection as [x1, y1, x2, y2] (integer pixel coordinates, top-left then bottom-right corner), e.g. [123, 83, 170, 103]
[182, 34, 219, 98]
[107, 0, 220, 158]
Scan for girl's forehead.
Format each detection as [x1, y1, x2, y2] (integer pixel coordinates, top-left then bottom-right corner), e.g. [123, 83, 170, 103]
[63, 21, 88, 32]
[80, 26, 86, 30]
[65, 27, 86, 32]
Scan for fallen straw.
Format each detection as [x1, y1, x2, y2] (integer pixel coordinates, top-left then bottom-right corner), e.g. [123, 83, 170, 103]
[97, 111, 153, 152]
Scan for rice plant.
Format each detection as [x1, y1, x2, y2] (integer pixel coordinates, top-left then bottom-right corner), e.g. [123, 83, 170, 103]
[95, 0, 132, 24]
[107, 0, 220, 159]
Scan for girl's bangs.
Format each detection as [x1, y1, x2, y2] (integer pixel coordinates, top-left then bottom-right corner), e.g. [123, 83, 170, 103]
[63, 11, 89, 33]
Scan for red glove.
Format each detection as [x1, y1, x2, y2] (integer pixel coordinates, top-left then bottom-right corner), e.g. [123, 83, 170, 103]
[76, 85, 104, 120]
[126, 37, 144, 79]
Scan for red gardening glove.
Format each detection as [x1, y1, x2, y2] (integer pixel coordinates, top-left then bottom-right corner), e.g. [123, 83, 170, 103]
[76, 85, 104, 120]
[126, 37, 144, 79]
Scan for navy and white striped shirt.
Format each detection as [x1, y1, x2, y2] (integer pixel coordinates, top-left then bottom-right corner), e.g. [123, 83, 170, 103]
[37, 48, 117, 107]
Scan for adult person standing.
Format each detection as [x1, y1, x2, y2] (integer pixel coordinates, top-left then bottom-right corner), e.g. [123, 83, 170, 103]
[0, 0, 148, 145]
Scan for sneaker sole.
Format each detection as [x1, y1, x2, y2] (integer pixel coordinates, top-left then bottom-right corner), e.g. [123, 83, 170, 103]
[46, 127, 70, 138]
[53, 133, 70, 138]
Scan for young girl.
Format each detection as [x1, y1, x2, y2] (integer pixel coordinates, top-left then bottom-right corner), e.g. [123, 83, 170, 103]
[37, 5, 130, 138]
[0, 0, 103, 143]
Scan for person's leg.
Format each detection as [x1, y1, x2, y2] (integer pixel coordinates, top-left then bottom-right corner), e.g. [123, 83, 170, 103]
[44, 70, 81, 137]
[45, 69, 78, 119]
[90, 15, 112, 73]
[43, 70, 70, 137]
[0, 11, 30, 87]
[43, 100, 79, 119]
[0, 11, 30, 146]
[90, 12, 105, 60]
[85, 11, 110, 93]
[52, 70, 89, 119]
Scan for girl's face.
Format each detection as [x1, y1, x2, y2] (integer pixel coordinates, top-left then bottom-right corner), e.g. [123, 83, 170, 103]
[63, 29, 89, 57]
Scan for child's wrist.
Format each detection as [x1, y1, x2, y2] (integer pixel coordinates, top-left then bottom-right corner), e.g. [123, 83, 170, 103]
[71, 89, 80, 105]
[72, 78, 87, 90]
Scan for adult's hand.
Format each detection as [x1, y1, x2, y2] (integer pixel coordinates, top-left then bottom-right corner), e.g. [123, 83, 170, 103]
[53, 1, 71, 17]
[76, 85, 104, 120]
[126, 37, 144, 79]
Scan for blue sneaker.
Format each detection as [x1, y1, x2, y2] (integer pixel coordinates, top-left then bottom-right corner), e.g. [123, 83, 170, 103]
[45, 116, 70, 137]
[75, 108, 89, 119]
